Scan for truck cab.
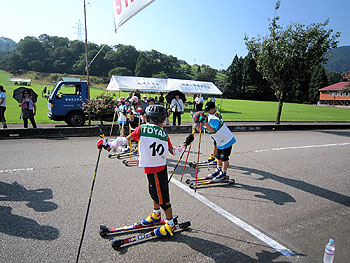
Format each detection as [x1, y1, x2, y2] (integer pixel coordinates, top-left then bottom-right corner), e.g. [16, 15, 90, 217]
[45, 81, 88, 126]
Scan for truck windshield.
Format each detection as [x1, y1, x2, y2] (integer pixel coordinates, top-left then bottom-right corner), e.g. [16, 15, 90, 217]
[58, 84, 82, 95]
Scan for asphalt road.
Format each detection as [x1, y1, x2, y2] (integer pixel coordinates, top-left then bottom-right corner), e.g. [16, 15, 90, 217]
[0, 129, 349, 263]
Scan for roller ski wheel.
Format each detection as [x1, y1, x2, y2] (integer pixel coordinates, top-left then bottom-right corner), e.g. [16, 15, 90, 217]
[228, 179, 236, 184]
[99, 225, 109, 237]
[122, 160, 130, 166]
[188, 162, 195, 168]
[185, 179, 191, 184]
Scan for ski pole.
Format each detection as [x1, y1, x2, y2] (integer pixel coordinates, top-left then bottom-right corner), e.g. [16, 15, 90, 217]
[136, 115, 141, 167]
[203, 128, 210, 171]
[109, 109, 117, 137]
[180, 144, 191, 182]
[168, 147, 187, 183]
[180, 129, 196, 182]
[195, 123, 203, 192]
[76, 135, 103, 263]
[121, 119, 125, 136]
[129, 123, 132, 161]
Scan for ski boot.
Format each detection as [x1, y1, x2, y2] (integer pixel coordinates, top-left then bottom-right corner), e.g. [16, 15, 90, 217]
[154, 222, 175, 237]
[207, 154, 216, 163]
[207, 154, 217, 165]
[141, 211, 161, 226]
[131, 148, 138, 154]
[209, 168, 222, 179]
[123, 147, 131, 153]
[213, 171, 227, 182]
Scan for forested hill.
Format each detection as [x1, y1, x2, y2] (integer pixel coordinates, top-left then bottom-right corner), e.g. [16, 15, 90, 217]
[0, 37, 17, 53]
[324, 46, 350, 73]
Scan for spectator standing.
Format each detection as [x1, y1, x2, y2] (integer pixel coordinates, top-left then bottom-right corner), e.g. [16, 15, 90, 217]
[19, 90, 37, 128]
[195, 94, 204, 111]
[141, 94, 148, 110]
[170, 94, 184, 126]
[126, 91, 133, 103]
[0, 85, 8, 128]
[159, 93, 165, 105]
[134, 89, 141, 100]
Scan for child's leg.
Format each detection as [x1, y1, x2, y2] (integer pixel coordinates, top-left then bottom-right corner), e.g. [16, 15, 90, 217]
[163, 202, 173, 220]
[222, 160, 229, 175]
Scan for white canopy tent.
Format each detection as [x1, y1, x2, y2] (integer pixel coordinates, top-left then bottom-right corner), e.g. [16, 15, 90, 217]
[9, 78, 32, 86]
[106, 75, 223, 96]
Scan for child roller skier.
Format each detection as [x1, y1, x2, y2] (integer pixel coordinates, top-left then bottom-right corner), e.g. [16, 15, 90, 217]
[206, 104, 222, 165]
[98, 105, 194, 237]
[193, 101, 236, 182]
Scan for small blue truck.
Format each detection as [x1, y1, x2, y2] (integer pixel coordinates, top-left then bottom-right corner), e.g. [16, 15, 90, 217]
[43, 80, 88, 126]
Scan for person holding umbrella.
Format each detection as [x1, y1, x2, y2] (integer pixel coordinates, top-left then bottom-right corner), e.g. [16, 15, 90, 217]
[170, 94, 185, 126]
[19, 90, 37, 128]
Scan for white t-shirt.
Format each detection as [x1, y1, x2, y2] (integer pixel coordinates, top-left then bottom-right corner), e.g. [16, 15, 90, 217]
[138, 124, 169, 167]
[0, 92, 6, 107]
[170, 98, 184, 112]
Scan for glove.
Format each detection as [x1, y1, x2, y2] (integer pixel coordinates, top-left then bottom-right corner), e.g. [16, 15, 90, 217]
[184, 133, 194, 146]
[97, 139, 111, 151]
[110, 137, 128, 152]
[192, 111, 206, 124]
[173, 145, 186, 156]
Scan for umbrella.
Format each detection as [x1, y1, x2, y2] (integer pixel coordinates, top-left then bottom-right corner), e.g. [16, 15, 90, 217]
[165, 90, 187, 104]
[13, 87, 38, 103]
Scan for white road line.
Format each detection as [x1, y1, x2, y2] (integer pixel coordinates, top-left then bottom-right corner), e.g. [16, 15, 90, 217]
[171, 178, 296, 257]
[254, 142, 350, 153]
[0, 168, 34, 174]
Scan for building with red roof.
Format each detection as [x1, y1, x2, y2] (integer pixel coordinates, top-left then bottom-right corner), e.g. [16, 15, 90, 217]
[319, 82, 350, 106]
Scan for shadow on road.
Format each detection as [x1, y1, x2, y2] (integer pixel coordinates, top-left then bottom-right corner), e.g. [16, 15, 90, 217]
[0, 181, 59, 240]
[319, 130, 350, 138]
[232, 165, 350, 207]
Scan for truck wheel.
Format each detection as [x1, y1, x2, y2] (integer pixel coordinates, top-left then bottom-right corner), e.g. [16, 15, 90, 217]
[66, 112, 85, 127]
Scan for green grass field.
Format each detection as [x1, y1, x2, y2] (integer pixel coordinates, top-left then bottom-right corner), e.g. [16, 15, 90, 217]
[1, 70, 350, 124]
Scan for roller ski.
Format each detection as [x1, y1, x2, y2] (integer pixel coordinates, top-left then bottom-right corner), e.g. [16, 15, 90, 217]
[99, 215, 178, 237]
[111, 219, 191, 249]
[122, 159, 138, 166]
[108, 148, 137, 159]
[188, 160, 217, 168]
[108, 146, 137, 159]
[188, 169, 235, 188]
[189, 177, 235, 188]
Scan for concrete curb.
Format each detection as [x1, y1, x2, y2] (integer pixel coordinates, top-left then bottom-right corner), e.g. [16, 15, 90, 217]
[1, 122, 350, 139]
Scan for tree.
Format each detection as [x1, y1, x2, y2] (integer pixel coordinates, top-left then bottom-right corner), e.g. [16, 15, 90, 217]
[16, 36, 47, 70]
[108, 67, 133, 79]
[194, 67, 217, 82]
[309, 65, 328, 103]
[245, 0, 340, 124]
[114, 44, 139, 73]
[225, 55, 243, 98]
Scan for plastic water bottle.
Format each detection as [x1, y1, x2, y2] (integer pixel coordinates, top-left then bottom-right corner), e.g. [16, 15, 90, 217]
[323, 239, 335, 263]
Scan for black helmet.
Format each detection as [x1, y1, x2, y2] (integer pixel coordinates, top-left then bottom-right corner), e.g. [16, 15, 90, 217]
[145, 105, 167, 123]
[204, 101, 216, 112]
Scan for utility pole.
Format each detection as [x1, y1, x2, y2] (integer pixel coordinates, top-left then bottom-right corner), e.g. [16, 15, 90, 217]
[84, 0, 90, 99]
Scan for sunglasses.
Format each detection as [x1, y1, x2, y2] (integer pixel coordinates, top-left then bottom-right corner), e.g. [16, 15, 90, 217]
[24, 93, 30, 95]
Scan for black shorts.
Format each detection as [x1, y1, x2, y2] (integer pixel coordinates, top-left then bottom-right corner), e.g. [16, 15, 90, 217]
[147, 167, 170, 205]
[215, 146, 232, 161]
